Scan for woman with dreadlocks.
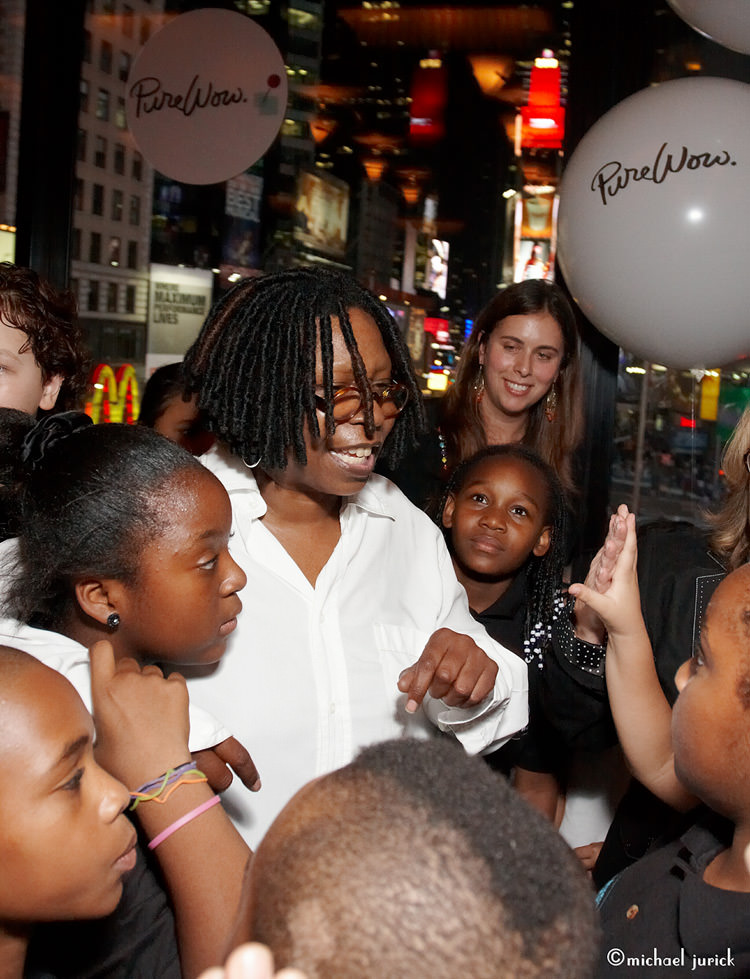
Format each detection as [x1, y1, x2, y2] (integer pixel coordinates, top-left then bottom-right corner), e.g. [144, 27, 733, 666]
[181, 267, 528, 848]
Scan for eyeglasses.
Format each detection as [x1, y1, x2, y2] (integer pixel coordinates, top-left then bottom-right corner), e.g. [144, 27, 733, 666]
[314, 380, 410, 424]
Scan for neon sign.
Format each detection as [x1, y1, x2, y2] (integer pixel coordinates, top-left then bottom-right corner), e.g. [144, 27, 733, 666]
[86, 363, 141, 424]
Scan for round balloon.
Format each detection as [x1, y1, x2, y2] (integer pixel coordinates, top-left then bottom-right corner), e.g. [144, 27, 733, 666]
[558, 76, 750, 369]
[667, 0, 750, 56]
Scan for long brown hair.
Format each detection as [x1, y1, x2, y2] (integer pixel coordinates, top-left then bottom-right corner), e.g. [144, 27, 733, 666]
[441, 280, 583, 499]
[708, 405, 750, 570]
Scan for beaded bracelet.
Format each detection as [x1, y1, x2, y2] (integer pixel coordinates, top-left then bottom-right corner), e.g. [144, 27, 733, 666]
[148, 795, 221, 850]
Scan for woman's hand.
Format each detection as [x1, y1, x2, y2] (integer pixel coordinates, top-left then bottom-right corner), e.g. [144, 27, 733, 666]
[398, 628, 498, 711]
[89, 640, 191, 790]
[193, 736, 261, 793]
[198, 944, 307, 979]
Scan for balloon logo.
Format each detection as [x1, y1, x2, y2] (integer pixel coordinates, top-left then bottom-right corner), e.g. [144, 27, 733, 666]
[667, 0, 750, 57]
[558, 76, 750, 369]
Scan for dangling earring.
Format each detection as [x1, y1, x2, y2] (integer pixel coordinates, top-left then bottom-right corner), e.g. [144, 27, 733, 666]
[545, 385, 558, 423]
[474, 366, 485, 406]
[242, 453, 262, 469]
[107, 612, 120, 630]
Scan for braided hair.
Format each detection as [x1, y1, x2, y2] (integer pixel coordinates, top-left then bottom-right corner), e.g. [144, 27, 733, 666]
[183, 267, 424, 472]
[437, 444, 569, 643]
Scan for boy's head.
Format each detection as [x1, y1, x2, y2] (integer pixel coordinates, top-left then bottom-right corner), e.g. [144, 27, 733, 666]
[673, 564, 750, 822]
[183, 267, 423, 473]
[242, 738, 599, 978]
[0, 647, 135, 924]
[0, 262, 91, 415]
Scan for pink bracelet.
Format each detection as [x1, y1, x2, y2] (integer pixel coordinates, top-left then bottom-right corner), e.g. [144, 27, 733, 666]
[147, 794, 221, 850]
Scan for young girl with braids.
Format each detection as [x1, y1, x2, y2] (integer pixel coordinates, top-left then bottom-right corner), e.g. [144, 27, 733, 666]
[439, 444, 617, 826]
[0, 413, 252, 978]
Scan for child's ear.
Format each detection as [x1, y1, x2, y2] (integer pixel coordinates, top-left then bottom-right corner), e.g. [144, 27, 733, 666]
[532, 526, 552, 558]
[441, 494, 456, 529]
[38, 373, 64, 412]
[75, 579, 123, 626]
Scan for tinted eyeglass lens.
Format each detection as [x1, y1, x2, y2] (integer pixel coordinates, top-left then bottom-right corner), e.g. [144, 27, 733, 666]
[328, 383, 409, 422]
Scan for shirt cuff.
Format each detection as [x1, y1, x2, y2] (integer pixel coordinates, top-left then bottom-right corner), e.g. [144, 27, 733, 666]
[428, 655, 529, 755]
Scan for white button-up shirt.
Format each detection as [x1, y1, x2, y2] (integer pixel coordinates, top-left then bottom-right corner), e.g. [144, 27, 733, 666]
[186, 445, 528, 847]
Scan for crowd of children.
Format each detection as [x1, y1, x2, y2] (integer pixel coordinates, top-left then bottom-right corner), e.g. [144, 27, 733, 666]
[1, 260, 749, 978]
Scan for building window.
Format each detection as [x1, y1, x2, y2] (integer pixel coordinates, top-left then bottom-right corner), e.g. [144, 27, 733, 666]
[94, 135, 107, 168]
[96, 89, 110, 122]
[72, 228, 81, 261]
[109, 237, 121, 265]
[114, 143, 125, 175]
[107, 282, 118, 312]
[100, 40, 112, 73]
[89, 232, 102, 264]
[77, 129, 87, 163]
[92, 184, 104, 216]
[83, 30, 91, 63]
[115, 97, 126, 130]
[132, 151, 142, 182]
[129, 195, 140, 225]
[125, 284, 136, 313]
[127, 240, 137, 268]
[122, 4, 134, 37]
[74, 179, 84, 211]
[87, 280, 100, 311]
[71, 278, 79, 305]
[118, 50, 131, 83]
[79, 79, 89, 113]
[111, 189, 123, 221]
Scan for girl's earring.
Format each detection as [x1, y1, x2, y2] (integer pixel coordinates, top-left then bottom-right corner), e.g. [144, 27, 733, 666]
[107, 612, 120, 630]
[545, 385, 558, 423]
[242, 453, 262, 469]
[474, 366, 485, 406]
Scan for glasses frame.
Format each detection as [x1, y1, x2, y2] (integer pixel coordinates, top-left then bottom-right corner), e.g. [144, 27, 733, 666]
[314, 380, 410, 425]
[744, 450, 750, 474]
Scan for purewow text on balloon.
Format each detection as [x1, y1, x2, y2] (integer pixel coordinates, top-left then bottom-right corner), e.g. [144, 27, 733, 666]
[591, 142, 736, 205]
[129, 75, 248, 119]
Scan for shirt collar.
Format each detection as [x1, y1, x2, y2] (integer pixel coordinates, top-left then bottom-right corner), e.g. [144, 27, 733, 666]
[203, 443, 396, 522]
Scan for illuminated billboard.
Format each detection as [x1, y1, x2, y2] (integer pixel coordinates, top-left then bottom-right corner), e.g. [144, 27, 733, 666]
[294, 171, 350, 259]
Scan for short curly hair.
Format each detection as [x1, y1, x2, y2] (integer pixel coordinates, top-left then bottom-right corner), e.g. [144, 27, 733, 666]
[0, 262, 91, 411]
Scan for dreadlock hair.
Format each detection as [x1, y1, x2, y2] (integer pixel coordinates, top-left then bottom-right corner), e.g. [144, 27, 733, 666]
[437, 444, 569, 642]
[183, 267, 424, 472]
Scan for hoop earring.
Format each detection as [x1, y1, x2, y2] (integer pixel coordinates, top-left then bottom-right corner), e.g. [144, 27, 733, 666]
[545, 385, 558, 423]
[474, 366, 485, 406]
[107, 612, 120, 630]
[242, 454, 262, 469]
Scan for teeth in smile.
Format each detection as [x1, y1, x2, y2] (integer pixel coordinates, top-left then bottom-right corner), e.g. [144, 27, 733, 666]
[340, 447, 373, 458]
[506, 382, 530, 393]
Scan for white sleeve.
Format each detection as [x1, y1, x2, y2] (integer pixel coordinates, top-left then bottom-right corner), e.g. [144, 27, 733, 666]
[421, 536, 529, 754]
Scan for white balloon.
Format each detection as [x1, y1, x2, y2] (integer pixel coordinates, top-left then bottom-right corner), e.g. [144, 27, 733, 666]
[667, 0, 750, 56]
[558, 76, 750, 369]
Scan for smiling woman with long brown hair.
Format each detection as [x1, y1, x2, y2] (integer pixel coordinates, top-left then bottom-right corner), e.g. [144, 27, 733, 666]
[380, 279, 584, 513]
